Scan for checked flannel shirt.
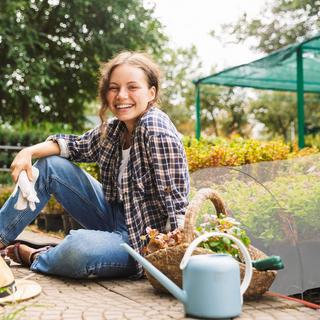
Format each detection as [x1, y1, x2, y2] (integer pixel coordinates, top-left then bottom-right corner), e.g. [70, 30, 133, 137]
[48, 107, 190, 277]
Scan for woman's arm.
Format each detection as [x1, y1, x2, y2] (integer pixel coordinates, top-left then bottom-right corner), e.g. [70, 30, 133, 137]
[10, 141, 60, 182]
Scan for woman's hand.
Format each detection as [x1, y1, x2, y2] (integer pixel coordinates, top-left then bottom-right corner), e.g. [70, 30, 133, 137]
[10, 148, 34, 183]
[10, 141, 61, 183]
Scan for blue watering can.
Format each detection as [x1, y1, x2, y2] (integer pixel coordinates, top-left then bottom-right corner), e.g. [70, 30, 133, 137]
[121, 231, 253, 319]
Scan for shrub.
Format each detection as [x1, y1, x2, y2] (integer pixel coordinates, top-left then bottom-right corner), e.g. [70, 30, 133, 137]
[0, 186, 14, 208]
[183, 136, 319, 172]
[209, 171, 320, 243]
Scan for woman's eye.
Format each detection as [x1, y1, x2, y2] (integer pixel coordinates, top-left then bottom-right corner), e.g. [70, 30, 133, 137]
[128, 86, 139, 90]
[108, 87, 118, 92]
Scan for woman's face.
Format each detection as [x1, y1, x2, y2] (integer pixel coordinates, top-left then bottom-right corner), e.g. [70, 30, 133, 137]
[106, 64, 156, 133]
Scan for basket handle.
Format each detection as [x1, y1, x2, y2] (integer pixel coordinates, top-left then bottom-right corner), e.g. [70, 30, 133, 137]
[183, 188, 227, 243]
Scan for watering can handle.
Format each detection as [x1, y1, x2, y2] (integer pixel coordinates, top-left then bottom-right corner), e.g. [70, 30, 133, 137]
[180, 232, 253, 296]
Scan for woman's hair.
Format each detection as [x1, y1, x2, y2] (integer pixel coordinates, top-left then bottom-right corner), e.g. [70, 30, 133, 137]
[98, 51, 162, 124]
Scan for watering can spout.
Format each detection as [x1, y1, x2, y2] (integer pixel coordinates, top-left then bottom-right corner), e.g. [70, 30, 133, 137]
[121, 243, 187, 303]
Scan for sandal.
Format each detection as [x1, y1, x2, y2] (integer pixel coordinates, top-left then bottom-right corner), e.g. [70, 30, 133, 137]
[9, 239, 59, 249]
[12, 243, 52, 266]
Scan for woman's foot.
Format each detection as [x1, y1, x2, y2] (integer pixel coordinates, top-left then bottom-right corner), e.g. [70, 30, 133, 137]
[6, 243, 38, 266]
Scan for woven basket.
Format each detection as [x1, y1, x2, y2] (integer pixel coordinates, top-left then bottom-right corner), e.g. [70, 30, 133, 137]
[145, 188, 277, 299]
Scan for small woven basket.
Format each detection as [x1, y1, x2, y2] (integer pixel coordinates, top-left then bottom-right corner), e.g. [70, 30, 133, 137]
[145, 188, 277, 299]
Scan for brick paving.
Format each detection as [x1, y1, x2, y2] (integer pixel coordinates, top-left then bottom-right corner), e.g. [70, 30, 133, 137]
[1, 231, 320, 319]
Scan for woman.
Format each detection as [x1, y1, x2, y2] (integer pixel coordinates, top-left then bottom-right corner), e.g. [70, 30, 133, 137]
[0, 51, 190, 279]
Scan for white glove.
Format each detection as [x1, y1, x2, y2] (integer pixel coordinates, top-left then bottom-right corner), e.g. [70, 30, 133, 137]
[13, 167, 40, 211]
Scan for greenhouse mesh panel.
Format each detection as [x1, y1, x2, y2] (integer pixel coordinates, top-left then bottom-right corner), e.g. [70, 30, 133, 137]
[190, 153, 320, 295]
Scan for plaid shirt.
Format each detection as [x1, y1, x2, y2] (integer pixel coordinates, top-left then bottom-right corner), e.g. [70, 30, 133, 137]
[48, 107, 190, 276]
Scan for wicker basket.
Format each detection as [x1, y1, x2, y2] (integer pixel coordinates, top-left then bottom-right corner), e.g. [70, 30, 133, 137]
[145, 188, 277, 299]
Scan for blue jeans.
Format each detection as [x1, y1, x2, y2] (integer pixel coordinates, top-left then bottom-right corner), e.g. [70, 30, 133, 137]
[0, 156, 137, 278]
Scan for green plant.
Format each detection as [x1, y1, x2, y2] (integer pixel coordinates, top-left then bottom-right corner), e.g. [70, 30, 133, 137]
[78, 163, 100, 181]
[141, 214, 250, 260]
[210, 169, 320, 243]
[183, 136, 319, 172]
[42, 196, 65, 214]
[195, 213, 250, 259]
[0, 186, 14, 208]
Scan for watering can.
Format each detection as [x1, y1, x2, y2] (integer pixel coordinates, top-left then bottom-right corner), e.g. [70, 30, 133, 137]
[121, 232, 253, 319]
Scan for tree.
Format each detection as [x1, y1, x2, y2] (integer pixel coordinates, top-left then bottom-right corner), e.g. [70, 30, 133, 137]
[198, 86, 251, 137]
[250, 92, 296, 140]
[220, 0, 320, 53]
[158, 45, 202, 135]
[250, 91, 320, 140]
[0, 0, 166, 128]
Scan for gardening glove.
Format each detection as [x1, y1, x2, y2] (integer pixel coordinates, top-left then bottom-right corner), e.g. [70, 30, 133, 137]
[13, 167, 40, 211]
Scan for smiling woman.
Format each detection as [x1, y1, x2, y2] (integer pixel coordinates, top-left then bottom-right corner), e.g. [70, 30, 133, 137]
[106, 64, 156, 133]
[0, 51, 190, 280]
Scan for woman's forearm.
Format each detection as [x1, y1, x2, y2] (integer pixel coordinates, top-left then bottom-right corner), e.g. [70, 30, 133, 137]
[25, 140, 61, 159]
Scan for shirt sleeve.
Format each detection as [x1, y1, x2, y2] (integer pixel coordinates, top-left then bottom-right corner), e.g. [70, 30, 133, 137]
[147, 133, 190, 228]
[46, 125, 102, 163]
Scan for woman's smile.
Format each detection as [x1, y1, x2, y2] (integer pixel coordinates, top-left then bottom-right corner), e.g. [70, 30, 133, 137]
[106, 64, 156, 133]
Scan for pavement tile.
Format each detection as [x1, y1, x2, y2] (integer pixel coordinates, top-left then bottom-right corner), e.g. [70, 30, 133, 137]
[3, 230, 320, 320]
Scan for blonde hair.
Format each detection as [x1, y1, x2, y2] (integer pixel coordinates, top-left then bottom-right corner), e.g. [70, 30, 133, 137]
[98, 51, 162, 124]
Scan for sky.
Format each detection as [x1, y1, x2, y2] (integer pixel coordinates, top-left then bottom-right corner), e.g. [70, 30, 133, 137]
[147, 0, 268, 75]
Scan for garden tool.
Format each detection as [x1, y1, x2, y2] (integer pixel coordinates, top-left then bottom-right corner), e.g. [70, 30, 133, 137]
[122, 232, 253, 319]
[252, 255, 284, 271]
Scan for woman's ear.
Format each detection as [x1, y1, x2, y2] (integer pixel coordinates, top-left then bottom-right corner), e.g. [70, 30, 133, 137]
[148, 86, 156, 103]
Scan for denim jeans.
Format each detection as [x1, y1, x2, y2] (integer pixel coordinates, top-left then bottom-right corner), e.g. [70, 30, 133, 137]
[0, 156, 137, 278]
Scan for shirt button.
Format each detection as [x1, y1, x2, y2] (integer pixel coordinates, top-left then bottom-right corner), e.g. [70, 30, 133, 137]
[164, 187, 172, 193]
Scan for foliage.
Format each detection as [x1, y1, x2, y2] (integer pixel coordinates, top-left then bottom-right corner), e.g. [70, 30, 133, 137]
[183, 136, 319, 172]
[211, 170, 320, 243]
[78, 162, 99, 181]
[249, 92, 296, 141]
[141, 227, 184, 255]
[305, 135, 320, 149]
[42, 195, 65, 214]
[141, 214, 250, 260]
[0, 0, 166, 127]
[195, 213, 250, 259]
[0, 185, 14, 207]
[158, 45, 202, 135]
[218, 0, 320, 54]
[199, 86, 251, 137]
[0, 121, 75, 146]
[250, 92, 320, 141]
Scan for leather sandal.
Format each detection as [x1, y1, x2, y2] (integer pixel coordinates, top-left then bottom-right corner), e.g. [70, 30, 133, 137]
[9, 239, 59, 249]
[12, 243, 52, 266]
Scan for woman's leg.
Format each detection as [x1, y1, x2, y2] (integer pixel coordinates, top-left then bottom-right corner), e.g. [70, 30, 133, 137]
[31, 203, 136, 278]
[0, 156, 115, 246]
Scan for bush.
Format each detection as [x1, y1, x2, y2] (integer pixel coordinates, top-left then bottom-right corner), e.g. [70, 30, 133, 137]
[209, 171, 320, 243]
[183, 136, 319, 172]
[0, 186, 14, 208]
[0, 122, 77, 146]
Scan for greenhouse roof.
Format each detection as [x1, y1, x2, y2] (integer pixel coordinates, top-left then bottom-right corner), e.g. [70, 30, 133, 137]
[195, 34, 320, 93]
[193, 33, 320, 148]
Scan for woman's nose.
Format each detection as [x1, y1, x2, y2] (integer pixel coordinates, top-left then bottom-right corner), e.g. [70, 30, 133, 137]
[117, 87, 128, 99]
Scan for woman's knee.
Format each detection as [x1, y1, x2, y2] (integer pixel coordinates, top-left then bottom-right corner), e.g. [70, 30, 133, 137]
[35, 155, 67, 171]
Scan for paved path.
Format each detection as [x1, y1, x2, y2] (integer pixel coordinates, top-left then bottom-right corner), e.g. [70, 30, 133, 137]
[1, 231, 320, 320]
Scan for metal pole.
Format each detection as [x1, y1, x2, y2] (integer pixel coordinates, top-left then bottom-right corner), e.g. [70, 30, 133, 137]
[296, 47, 305, 149]
[195, 84, 201, 140]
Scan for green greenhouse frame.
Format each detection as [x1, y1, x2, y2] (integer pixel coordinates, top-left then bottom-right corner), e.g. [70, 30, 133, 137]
[194, 34, 320, 148]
